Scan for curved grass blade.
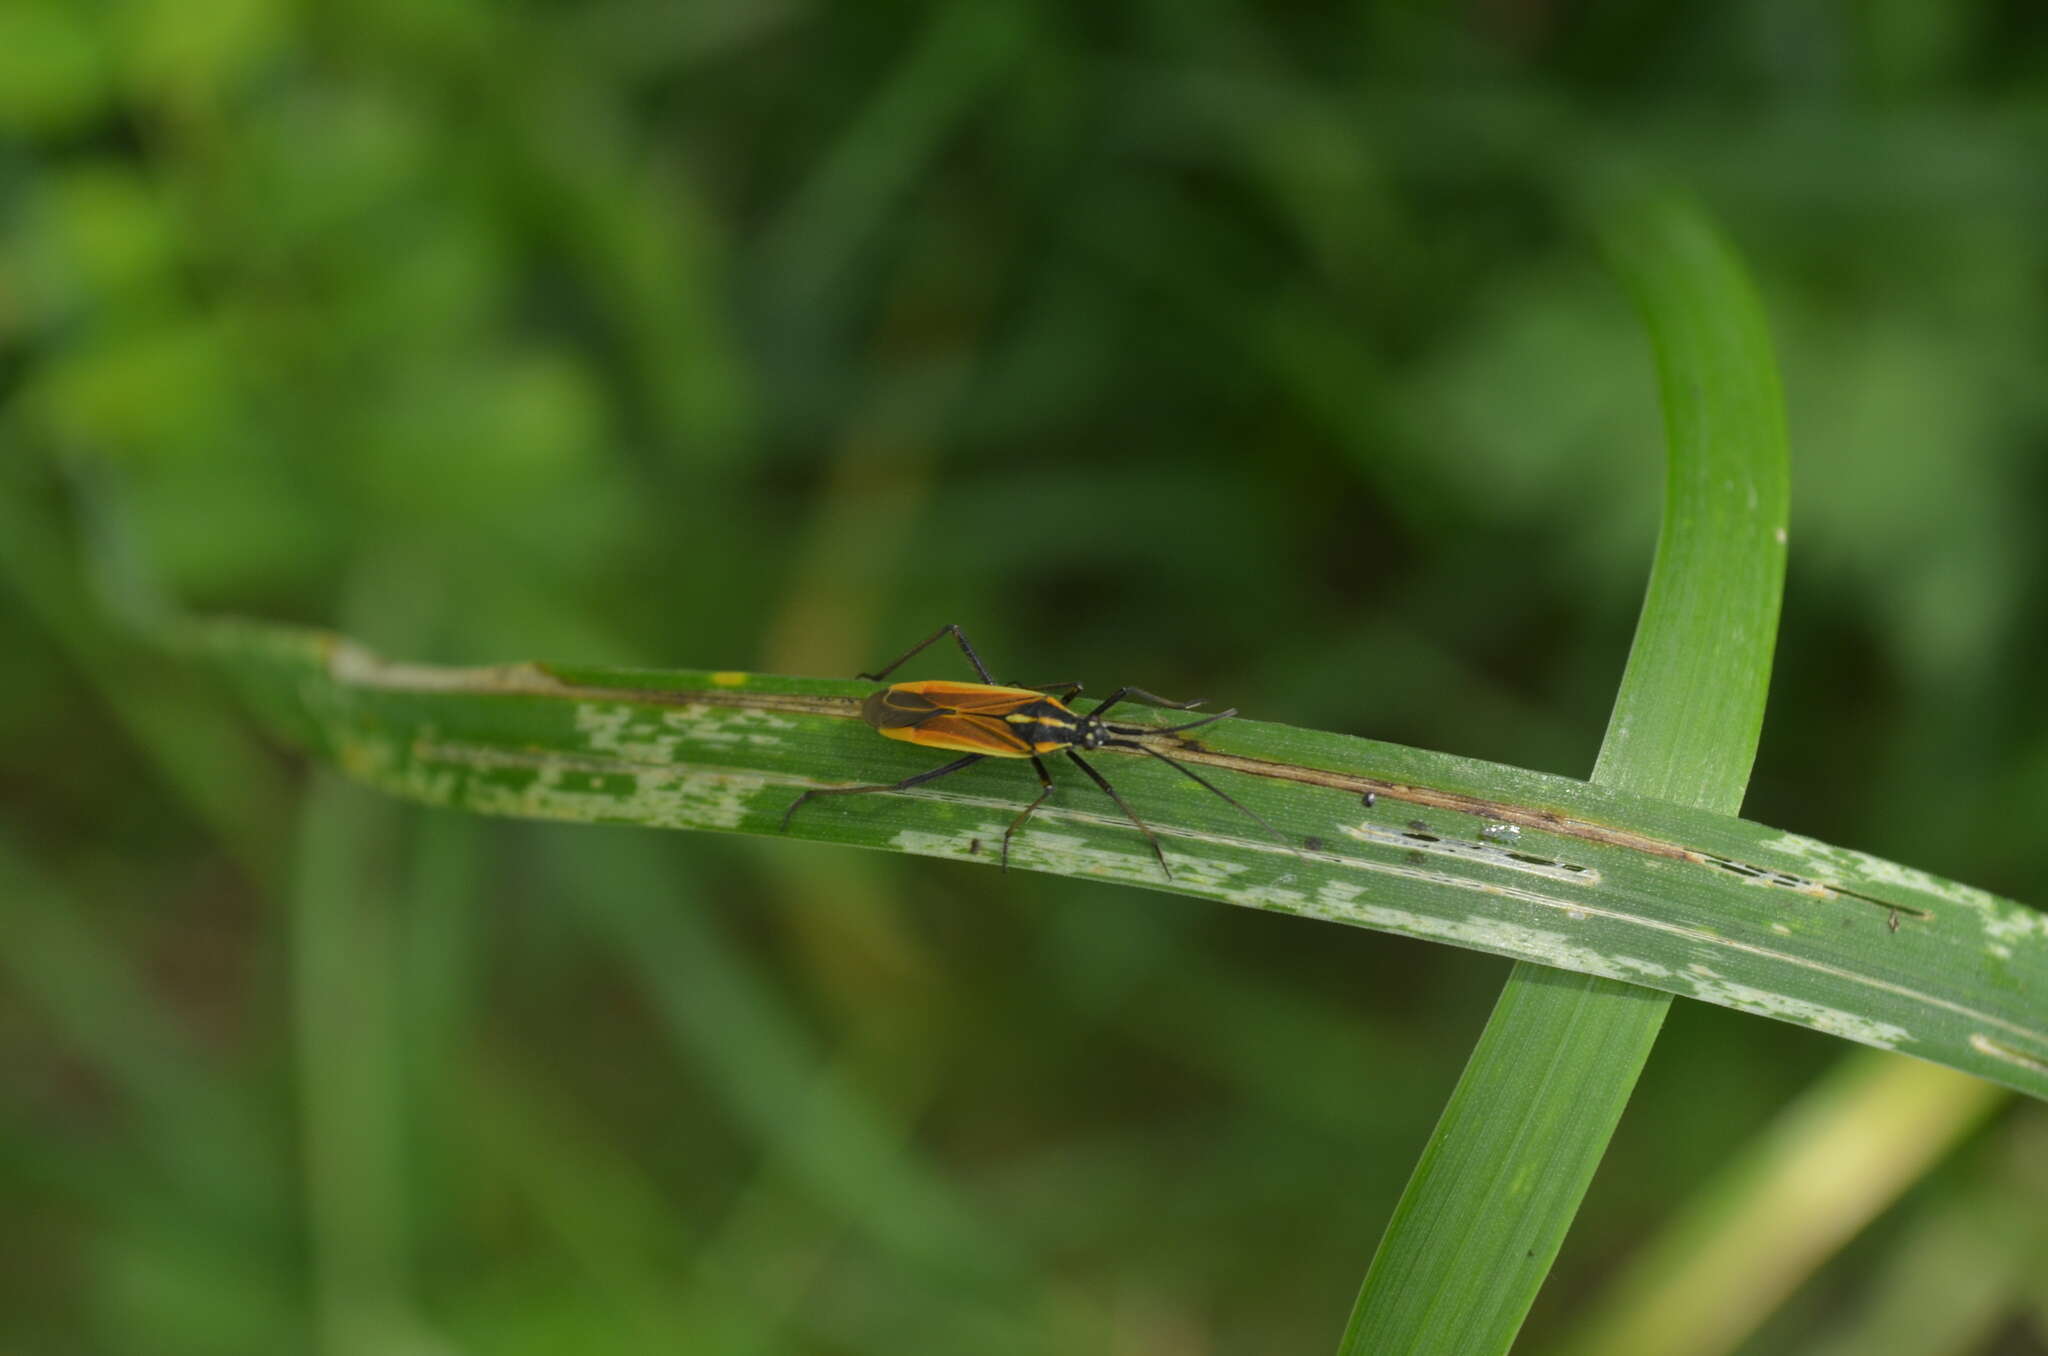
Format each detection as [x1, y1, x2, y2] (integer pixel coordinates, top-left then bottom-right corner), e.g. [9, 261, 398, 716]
[1341, 193, 1794, 1354]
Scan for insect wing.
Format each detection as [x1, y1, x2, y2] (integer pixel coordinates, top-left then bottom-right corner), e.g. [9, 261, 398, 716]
[892, 680, 1048, 713]
[877, 710, 1035, 757]
[863, 686, 946, 731]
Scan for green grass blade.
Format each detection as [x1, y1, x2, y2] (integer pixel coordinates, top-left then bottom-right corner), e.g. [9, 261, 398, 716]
[1342, 193, 1792, 1354]
[1341, 976, 1672, 1355]
[291, 772, 428, 1355]
[1550, 1050, 2005, 1356]
[178, 615, 2048, 1101]
[1590, 199, 1791, 805]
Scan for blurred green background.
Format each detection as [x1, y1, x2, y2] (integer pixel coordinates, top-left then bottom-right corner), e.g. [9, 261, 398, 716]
[4, 1, 2047, 1352]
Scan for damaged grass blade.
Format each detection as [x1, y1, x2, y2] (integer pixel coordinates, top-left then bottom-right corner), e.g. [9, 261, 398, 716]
[188, 616, 2048, 1101]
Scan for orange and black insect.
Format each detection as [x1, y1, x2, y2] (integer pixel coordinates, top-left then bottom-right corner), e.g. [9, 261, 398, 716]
[780, 624, 1288, 877]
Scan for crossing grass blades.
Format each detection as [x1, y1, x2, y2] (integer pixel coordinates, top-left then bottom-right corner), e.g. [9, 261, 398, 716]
[781, 625, 1296, 878]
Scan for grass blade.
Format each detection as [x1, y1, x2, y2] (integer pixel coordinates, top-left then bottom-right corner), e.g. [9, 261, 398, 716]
[178, 614, 2048, 1101]
[1550, 1050, 2005, 1356]
[1341, 193, 1793, 1353]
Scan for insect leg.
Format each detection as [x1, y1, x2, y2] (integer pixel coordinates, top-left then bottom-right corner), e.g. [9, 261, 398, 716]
[1000, 757, 1059, 871]
[857, 624, 999, 683]
[780, 754, 986, 832]
[1123, 743, 1294, 847]
[1065, 750, 1172, 880]
[1088, 686, 1206, 720]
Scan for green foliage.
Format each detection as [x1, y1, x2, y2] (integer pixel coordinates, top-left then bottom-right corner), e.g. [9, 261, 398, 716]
[181, 614, 2048, 1101]
[3, 2, 2046, 1353]
[1345, 195, 1794, 1354]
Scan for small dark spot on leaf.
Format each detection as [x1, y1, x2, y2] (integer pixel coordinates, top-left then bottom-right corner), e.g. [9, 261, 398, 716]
[1361, 792, 1377, 808]
[1303, 836, 1324, 852]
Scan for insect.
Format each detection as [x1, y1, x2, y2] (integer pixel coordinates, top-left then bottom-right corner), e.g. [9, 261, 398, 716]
[779, 624, 1289, 878]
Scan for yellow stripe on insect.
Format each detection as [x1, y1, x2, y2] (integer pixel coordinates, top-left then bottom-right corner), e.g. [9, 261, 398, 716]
[778, 624, 1294, 880]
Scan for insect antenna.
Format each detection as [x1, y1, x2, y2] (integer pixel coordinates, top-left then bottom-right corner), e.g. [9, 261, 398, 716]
[1104, 707, 1238, 738]
[1108, 740, 1297, 850]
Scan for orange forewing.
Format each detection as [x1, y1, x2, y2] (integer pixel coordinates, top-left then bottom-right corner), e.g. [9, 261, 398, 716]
[889, 679, 1047, 712]
[876, 711, 1035, 757]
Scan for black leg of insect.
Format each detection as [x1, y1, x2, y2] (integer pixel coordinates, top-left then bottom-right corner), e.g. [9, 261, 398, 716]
[855, 622, 1001, 684]
[779, 753, 988, 833]
[781, 625, 1299, 879]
